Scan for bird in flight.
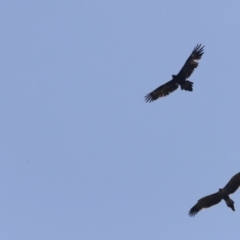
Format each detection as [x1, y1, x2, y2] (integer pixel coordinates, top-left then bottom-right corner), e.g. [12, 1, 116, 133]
[189, 172, 240, 217]
[144, 44, 204, 103]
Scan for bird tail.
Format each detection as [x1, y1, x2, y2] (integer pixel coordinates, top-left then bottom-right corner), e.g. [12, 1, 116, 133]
[225, 198, 235, 211]
[181, 81, 193, 91]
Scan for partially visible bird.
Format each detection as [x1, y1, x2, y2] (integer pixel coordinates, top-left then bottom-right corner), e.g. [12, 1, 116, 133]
[144, 44, 204, 103]
[189, 172, 240, 217]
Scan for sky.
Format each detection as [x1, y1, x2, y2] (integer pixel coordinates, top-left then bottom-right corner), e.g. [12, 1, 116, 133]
[1, 1, 240, 239]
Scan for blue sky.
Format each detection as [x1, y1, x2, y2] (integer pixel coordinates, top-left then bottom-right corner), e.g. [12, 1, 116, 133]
[1, 1, 240, 239]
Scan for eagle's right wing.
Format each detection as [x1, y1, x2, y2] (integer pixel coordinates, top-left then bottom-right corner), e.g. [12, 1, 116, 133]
[144, 79, 178, 103]
[189, 192, 222, 217]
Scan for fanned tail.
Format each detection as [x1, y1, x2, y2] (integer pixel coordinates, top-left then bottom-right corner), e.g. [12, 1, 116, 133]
[181, 81, 193, 91]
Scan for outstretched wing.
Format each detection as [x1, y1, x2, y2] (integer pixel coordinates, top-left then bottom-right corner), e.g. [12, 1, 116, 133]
[223, 172, 240, 195]
[144, 80, 178, 103]
[176, 44, 204, 79]
[189, 192, 222, 217]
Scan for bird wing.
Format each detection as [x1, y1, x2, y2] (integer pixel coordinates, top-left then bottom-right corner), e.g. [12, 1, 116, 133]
[176, 44, 204, 79]
[223, 172, 240, 195]
[189, 192, 222, 217]
[144, 79, 179, 102]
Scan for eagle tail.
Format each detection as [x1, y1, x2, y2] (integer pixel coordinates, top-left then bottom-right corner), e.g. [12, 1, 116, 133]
[181, 81, 193, 91]
[225, 198, 235, 211]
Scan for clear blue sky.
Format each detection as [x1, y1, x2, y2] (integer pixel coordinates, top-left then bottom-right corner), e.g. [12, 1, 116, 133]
[1, 1, 240, 239]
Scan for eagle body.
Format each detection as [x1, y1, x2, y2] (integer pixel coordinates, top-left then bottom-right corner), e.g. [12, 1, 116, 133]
[171, 74, 193, 91]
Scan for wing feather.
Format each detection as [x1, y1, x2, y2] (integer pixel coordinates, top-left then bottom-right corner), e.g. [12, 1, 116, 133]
[223, 172, 240, 195]
[144, 80, 178, 102]
[177, 44, 204, 79]
[189, 192, 222, 217]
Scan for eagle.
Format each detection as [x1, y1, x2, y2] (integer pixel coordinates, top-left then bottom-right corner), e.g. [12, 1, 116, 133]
[144, 44, 204, 103]
[189, 172, 240, 217]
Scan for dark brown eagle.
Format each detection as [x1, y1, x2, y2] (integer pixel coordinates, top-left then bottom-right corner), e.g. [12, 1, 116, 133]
[144, 44, 204, 103]
[189, 172, 240, 217]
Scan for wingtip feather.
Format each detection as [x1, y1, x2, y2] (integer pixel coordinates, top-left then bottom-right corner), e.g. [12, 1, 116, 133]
[144, 94, 154, 103]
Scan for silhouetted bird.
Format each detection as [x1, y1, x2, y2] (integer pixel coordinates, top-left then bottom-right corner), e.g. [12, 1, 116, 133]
[144, 44, 204, 102]
[189, 172, 240, 217]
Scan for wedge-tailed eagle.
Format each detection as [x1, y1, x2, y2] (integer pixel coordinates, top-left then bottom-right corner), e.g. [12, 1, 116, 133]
[189, 172, 240, 217]
[145, 44, 204, 102]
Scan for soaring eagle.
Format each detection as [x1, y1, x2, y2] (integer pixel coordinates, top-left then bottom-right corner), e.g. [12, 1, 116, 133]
[144, 44, 204, 103]
[189, 172, 240, 217]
